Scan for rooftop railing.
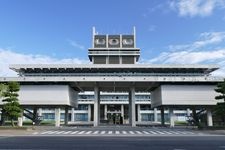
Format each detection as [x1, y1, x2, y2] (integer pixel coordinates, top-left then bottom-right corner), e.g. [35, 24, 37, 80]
[22, 72, 207, 77]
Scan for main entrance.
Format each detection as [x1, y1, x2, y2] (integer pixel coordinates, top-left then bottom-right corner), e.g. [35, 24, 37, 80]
[100, 104, 129, 125]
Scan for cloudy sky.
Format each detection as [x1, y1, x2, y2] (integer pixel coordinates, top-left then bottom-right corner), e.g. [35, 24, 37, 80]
[1, 0, 225, 76]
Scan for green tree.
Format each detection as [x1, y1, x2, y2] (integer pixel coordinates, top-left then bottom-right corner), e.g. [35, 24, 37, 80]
[0, 83, 7, 97]
[2, 82, 22, 126]
[215, 79, 225, 124]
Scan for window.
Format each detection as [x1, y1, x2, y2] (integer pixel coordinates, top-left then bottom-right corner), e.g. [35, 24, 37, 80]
[75, 113, 88, 121]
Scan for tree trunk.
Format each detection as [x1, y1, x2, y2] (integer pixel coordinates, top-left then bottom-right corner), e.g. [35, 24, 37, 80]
[11, 119, 15, 127]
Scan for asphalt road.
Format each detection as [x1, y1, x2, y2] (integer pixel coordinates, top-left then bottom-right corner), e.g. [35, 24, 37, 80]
[0, 136, 225, 150]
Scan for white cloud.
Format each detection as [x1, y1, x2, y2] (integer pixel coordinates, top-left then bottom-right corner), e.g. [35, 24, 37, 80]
[169, 0, 225, 17]
[168, 31, 225, 51]
[147, 31, 225, 77]
[149, 49, 225, 64]
[67, 39, 85, 50]
[0, 48, 88, 77]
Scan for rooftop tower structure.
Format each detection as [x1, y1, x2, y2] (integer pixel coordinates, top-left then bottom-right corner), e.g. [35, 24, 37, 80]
[88, 27, 140, 64]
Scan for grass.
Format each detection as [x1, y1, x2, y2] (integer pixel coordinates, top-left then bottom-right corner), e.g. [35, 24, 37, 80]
[175, 121, 188, 126]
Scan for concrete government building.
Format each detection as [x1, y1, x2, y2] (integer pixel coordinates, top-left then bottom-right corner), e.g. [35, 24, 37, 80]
[0, 28, 224, 127]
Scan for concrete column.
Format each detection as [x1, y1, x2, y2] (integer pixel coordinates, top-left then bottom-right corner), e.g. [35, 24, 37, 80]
[137, 104, 141, 122]
[121, 104, 124, 124]
[187, 108, 191, 116]
[33, 108, 37, 123]
[192, 107, 199, 126]
[17, 110, 23, 127]
[64, 107, 69, 125]
[169, 108, 175, 127]
[38, 108, 42, 117]
[154, 108, 158, 122]
[207, 108, 213, 127]
[129, 87, 136, 127]
[94, 86, 100, 126]
[104, 105, 107, 120]
[55, 108, 61, 127]
[161, 107, 165, 126]
[88, 104, 91, 122]
[71, 108, 75, 122]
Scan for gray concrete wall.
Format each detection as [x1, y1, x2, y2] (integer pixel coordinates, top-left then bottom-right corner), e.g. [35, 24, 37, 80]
[0, 85, 77, 106]
[151, 85, 217, 107]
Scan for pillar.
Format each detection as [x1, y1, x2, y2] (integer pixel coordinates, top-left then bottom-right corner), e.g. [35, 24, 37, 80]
[104, 105, 107, 120]
[207, 108, 213, 126]
[137, 104, 141, 122]
[192, 107, 199, 126]
[64, 107, 69, 125]
[33, 108, 38, 125]
[121, 104, 124, 124]
[55, 108, 61, 127]
[129, 87, 136, 127]
[88, 104, 91, 122]
[38, 108, 42, 117]
[154, 108, 158, 122]
[161, 107, 165, 126]
[71, 108, 75, 122]
[94, 86, 100, 126]
[17, 110, 23, 127]
[169, 108, 175, 127]
[187, 108, 191, 116]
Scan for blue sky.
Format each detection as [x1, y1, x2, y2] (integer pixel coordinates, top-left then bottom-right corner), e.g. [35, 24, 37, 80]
[0, 0, 225, 76]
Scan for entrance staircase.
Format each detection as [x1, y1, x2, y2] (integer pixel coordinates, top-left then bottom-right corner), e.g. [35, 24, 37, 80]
[23, 109, 43, 125]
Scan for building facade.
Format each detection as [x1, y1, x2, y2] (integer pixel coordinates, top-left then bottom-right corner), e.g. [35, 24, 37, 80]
[0, 27, 224, 127]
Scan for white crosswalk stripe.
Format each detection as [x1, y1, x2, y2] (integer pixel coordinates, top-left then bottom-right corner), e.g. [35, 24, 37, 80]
[85, 131, 92, 134]
[71, 131, 79, 134]
[142, 131, 150, 134]
[35, 130, 197, 136]
[135, 131, 143, 134]
[148, 131, 158, 134]
[78, 131, 85, 134]
[55, 131, 66, 134]
[154, 131, 165, 134]
[93, 131, 99, 134]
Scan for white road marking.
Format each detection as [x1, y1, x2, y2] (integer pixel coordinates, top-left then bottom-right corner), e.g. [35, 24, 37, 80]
[62, 131, 73, 134]
[129, 131, 135, 134]
[93, 131, 99, 134]
[148, 131, 157, 134]
[154, 131, 165, 134]
[78, 131, 85, 134]
[70, 131, 79, 134]
[162, 131, 173, 135]
[142, 131, 150, 134]
[100, 131, 106, 134]
[55, 131, 66, 134]
[122, 131, 127, 134]
[135, 131, 142, 134]
[85, 131, 92, 134]
[115, 131, 120, 134]
[108, 131, 113, 134]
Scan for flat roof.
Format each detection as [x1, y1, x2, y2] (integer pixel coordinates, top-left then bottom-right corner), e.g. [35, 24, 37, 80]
[10, 64, 219, 74]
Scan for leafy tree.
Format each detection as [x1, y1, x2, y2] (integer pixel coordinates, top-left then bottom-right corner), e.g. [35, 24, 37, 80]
[2, 82, 22, 126]
[0, 83, 7, 97]
[215, 79, 225, 124]
[215, 79, 225, 101]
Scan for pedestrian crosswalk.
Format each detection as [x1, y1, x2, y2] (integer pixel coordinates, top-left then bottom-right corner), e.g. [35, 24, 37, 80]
[33, 130, 200, 136]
